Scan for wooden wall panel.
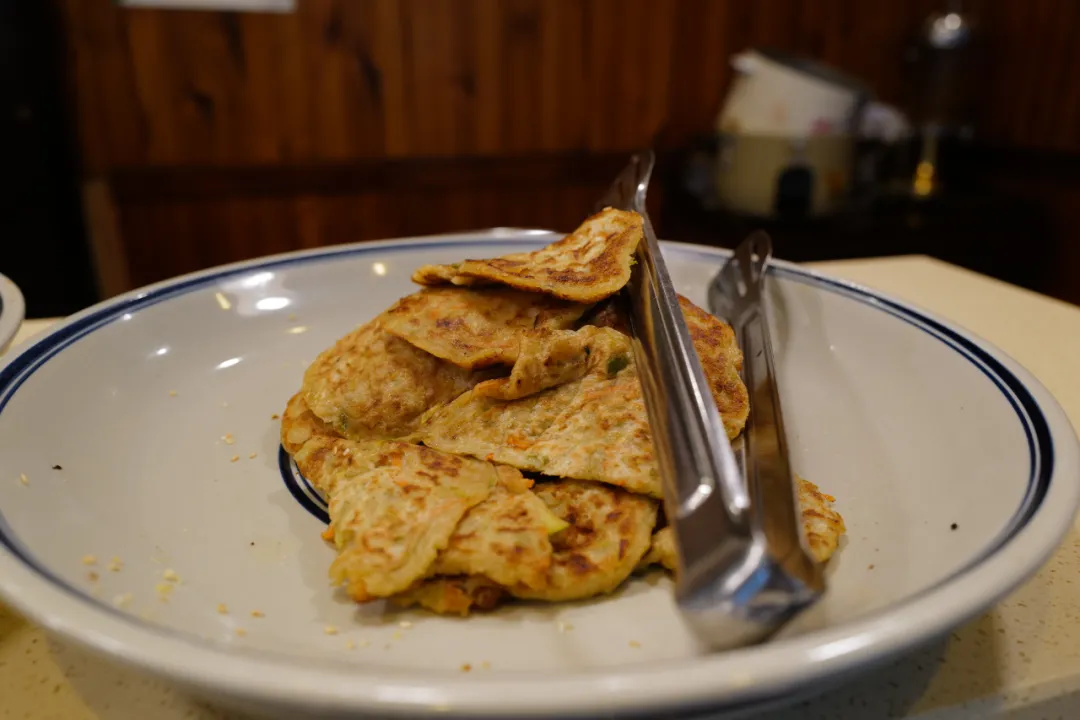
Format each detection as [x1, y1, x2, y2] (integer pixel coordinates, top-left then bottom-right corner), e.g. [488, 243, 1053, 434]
[54, 0, 1080, 298]
[117, 184, 612, 287]
[62, 0, 1080, 170]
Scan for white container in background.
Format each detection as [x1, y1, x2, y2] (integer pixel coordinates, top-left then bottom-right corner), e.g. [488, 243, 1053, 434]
[718, 49, 867, 137]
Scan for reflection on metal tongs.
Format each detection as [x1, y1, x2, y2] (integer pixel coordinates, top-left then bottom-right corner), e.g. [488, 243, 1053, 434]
[595, 151, 823, 649]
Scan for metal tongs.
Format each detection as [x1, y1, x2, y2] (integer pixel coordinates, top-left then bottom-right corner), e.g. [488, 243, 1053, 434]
[596, 151, 823, 649]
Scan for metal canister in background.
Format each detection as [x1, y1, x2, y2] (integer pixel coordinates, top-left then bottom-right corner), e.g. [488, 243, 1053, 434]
[904, 2, 982, 198]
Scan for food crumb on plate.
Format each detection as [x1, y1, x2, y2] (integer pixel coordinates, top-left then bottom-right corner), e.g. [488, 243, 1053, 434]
[230, 455, 239, 463]
[222, 433, 235, 445]
[868, 564, 875, 570]
[251, 610, 264, 618]
[87, 572, 99, 582]
[392, 631, 403, 641]
[951, 523, 959, 530]
[324, 625, 338, 635]
[52, 464, 62, 470]
[249, 452, 257, 459]
[162, 568, 180, 583]
[217, 603, 229, 614]
[480, 661, 491, 670]
[17, 473, 28, 486]
[398, 620, 412, 629]
[345, 640, 356, 650]
[629, 640, 641, 648]
[271, 413, 280, 420]
[557, 621, 574, 633]
[168, 390, 178, 397]
[108, 556, 123, 572]
[235, 628, 247, 637]
[460, 663, 472, 673]
[81, 554, 97, 566]
[154, 582, 174, 601]
[112, 593, 134, 609]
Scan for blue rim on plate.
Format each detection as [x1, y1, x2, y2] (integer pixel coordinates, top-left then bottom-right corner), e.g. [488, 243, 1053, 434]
[0, 235, 1068, 718]
[0, 238, 1050, 633]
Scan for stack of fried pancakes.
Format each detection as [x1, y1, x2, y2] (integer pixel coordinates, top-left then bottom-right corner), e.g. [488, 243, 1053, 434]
[281, 209, 844, 615]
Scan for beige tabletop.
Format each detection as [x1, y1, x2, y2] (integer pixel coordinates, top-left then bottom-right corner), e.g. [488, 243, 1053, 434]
[2, 255, 1080, 720]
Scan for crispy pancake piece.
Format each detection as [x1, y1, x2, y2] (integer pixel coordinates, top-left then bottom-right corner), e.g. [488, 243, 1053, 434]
[512, 480, 658, 602]
[412, 208, 644, 303]
[292, 434, 387, 496]
[471, 328, 594, 401]
[797, 475, 846, 563]
[381, 287, 588, 370]
[280, 392, 341, 456]
[299, 439, 497, 602]
[432, 467, 568, 590]
[639, 476, 846, 573]
[639, 526, 678, 572]
[589, 294, 748, 440]
[418, 326, 661, 497]
[679, 296, 749, 439]
[301, 318, 486, 442]
[391, 576, 507, 616]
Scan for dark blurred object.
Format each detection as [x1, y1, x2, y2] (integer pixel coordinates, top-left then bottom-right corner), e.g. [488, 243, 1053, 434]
[0, 2, 96, 318]
[903, 2, 983, 200]
[663, 137, 1055, 296]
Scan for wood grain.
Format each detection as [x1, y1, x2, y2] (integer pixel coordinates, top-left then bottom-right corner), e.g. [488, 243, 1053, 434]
[61, 0, 1080, 167]
[54, 0, 1080, 297]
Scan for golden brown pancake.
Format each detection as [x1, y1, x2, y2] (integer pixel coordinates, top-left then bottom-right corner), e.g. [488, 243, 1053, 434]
[796, 475, 847, 563]
[679, 296, 749, 439]
[639, 526, 678, 572]
[431, 467, 567, 590]
[280, 392, 341, 456]
[511, 480, 658, 602]
[299, 439, 497, 602]
[417, 327, 661, 497]
[470, 328, 595, 401]
[412, 208, 643, 303]
[381, 287, 588, 370]
[590, 294, 748, 440]
[301, 318, 487, 442]
[639, 476, 846, 573]
[391, 576, 507, 616]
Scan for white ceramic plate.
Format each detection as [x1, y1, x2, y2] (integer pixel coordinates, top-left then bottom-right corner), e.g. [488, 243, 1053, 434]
[0, 272, 25, 354]
[0, 231, 1076, 719]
